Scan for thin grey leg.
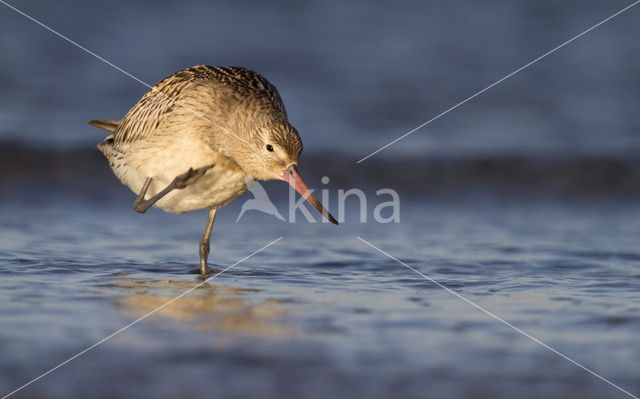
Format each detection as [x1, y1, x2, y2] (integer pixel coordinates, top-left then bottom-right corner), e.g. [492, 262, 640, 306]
[199, 207, 218, 274]
[133, 177, 175, 214]
[133, 165, 213, 214]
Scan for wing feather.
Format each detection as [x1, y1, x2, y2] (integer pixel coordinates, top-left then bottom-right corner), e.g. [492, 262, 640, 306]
[109, 65, 287, 144]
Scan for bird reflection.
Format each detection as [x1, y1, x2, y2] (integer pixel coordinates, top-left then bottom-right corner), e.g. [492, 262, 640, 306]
[110, 275, 295, 338]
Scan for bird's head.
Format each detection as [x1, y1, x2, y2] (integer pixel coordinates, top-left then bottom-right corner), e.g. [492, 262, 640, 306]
[235, 117, 338, 225]
[242, 117, 302, 180]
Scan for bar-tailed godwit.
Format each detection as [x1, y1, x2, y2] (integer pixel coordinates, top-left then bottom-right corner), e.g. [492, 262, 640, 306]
[90, 65, 337, 274]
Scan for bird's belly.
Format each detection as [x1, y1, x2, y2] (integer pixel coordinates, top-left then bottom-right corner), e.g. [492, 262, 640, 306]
[104, 138, 249, 214]
[155, 167, 248, 213]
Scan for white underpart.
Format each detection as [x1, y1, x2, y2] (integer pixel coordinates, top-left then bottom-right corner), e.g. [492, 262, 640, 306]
[107, 131, 248, 214]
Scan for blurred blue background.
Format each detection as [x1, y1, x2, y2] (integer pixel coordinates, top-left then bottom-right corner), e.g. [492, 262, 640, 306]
[1, 0, 639, 161]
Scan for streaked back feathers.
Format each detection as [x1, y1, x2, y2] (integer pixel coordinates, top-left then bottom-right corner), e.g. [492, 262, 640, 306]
[89, 65, 288, 145]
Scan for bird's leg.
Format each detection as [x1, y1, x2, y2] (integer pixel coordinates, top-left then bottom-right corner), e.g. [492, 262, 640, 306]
[133, 165, 213, 214]
[199, 207, 218, 275]
[133, 178, 154, 213]
[173, 165, 214, 189]
[133, 177, 177, 213]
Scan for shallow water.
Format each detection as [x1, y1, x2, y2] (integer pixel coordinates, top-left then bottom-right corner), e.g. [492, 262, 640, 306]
[1, 178, 639, 398]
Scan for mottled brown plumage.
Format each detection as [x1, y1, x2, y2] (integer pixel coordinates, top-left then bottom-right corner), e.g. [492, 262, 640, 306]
[90, 65, 336, 274]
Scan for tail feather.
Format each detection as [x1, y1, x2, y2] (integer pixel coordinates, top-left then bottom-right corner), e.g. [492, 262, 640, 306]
[88, 119, 120, 132]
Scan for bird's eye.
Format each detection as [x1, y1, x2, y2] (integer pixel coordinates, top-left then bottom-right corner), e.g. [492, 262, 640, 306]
[266, 144, 274, 152]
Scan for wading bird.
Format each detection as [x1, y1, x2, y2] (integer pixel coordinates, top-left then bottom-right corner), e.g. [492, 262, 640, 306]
[90, 65, 337, 274]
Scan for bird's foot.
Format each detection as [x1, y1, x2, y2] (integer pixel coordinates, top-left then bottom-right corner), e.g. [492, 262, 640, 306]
[200, 258, 214, 275]
[189, 263, 215, 276]
[174, 165, 214, 189]
[201, 266, 214, 275]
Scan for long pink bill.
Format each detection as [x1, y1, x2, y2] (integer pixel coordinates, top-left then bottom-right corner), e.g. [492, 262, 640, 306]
[282, 166, 339, 225]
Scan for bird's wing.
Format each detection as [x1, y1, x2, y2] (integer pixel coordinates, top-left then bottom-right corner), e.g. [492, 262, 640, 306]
[111, 84, 182, 144]
[199, 66, 288, 119]
[111, 65, 287, 144]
